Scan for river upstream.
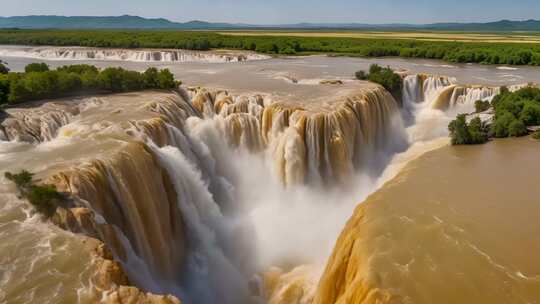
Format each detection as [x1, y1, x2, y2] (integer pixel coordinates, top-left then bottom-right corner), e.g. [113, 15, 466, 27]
[0, 46, 539, 304]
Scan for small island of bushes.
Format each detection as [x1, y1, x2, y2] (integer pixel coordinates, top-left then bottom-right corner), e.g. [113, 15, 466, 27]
[449, 87, 540, 144]
[0, 60, 179, 105]
[355, 64, 403, 103]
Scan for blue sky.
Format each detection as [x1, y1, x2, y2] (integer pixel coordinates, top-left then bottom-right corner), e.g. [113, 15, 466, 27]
[2, 0, 540, 24]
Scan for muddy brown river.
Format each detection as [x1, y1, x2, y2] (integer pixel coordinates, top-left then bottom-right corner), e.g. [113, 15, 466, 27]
[327, 137, 540, 304]
[1, 46, 539, 304]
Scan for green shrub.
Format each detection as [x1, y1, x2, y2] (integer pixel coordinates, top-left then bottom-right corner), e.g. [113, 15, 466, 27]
[26, 184, 62, 218]
[156, 69, 176, 89]
[5, 170, 33, 188]
[519, 100, 540, 125]
[468, 117, 489, 144]
[449, 115, 488, 145]
[532, 131, 540, 140]
[474, 100, 491, 113]
[355, 70, 367, 80]
[0, 60, 9, 74]
[143, 67, 159, 88]
[24, 62, 50, 73]
[489, 87, 540, 138]
[4, 170, 61, 218]
[56, 64, 99, 75]
[491, 111, 516, 138]
[448, 114, 471, 145]
[0, 74, 9, 104]
[508, 119, 528, 137]
[356, 64, 403, 103]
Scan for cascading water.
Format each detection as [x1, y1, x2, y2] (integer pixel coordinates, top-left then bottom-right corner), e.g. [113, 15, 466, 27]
[402, 74, 501, 142]
[0, 69, 514, 304]
[0, 46, 270, 63]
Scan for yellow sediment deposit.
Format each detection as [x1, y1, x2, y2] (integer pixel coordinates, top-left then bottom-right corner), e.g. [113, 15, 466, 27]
[263, 266, 319, 304]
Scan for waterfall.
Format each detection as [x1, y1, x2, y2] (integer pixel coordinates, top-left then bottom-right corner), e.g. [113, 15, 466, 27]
[1, 82, 415, 304]
[1, 102, 81, 142]
[0, 46, 270, 63]
[400, 74, 503, 141]
[261, 88, 408, 186]
[151, 144, 251, 304]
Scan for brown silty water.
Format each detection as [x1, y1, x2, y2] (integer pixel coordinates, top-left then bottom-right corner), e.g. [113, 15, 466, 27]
[0, 48, 539, 304]
[315, 138, 540, 304]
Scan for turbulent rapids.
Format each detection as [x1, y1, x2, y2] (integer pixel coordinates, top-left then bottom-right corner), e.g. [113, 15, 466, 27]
[1, 51, 538, 304]
[0, 79, 409, 303]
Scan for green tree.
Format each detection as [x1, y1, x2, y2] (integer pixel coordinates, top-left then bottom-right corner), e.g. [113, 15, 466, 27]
[97, 67, 126, 91]
[143, 67, 159, 88]
[468, 117, 488, 144]
[363, 64, 403, 103]
[474, 100, 491, 113]
[448, 114, 472, 145]
[491, 111, 516, 138]
[355, 70, 367, 80]
[519, 101, 540, 125]
[0, 74, 10, 104]
[0, 60, 9, 74]
[57, 72, 83, 93]
[25, 62, 50, 73]
[508, 119, 528, 137]
[156, 69, 176, 89]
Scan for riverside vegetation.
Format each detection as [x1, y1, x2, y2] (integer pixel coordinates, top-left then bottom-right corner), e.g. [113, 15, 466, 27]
[355, 64, 403, 102]
[2, 29, 540, 65]
[0, 61, 179, 105]
[449, 87, 540, 144]
[5, 170, 62, 218]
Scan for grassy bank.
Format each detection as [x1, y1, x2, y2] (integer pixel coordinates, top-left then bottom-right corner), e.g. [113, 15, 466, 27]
[1, 29, 540, 65]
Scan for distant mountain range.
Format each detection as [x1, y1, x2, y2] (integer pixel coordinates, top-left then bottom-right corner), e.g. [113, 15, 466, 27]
[1, 15, 540, 31]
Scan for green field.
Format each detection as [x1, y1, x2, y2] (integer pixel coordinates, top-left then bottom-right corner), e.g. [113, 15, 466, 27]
[1, 29, 540, 65]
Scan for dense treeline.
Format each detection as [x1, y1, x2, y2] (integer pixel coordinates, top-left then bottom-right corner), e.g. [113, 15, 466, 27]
[2, 29, 540, 65]
[449, 87, 540, 144]
[0, 62, 178, 105]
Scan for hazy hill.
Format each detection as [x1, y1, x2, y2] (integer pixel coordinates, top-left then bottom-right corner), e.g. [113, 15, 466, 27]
[1, 15, 540, 31]
[0, 15, 246, 29]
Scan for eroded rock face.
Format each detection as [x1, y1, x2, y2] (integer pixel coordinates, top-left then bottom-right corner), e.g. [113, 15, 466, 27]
[312, 205, 398, 304]
[104, 286, 181, 304]
[263, 266, 318, 304]
[80, 237, 182, 304]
